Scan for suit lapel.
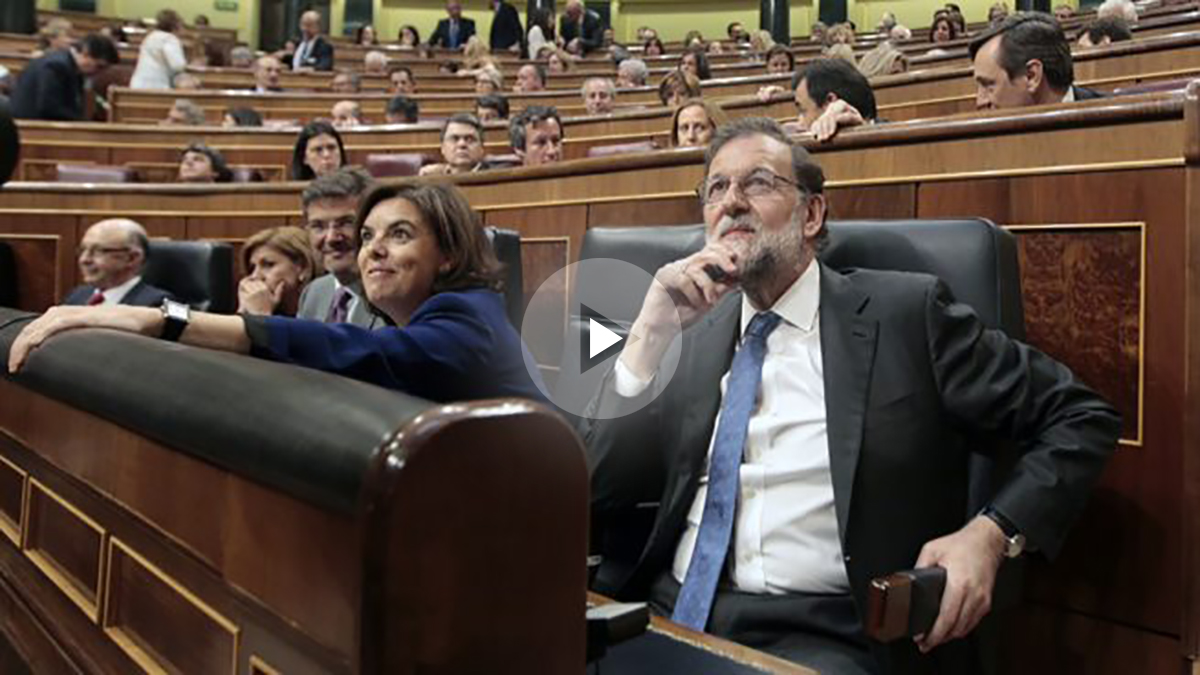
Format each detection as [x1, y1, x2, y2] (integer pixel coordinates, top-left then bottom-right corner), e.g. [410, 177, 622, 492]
[819, 264, 878, 545]
[121, 281, 146, 306]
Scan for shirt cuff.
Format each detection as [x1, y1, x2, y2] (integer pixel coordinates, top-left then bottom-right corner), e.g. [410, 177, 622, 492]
[613, 358, 654, 398]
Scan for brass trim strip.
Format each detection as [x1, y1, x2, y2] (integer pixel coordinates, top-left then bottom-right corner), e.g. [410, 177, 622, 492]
[1004, 221, 1146, 448]
[103, 537, 240, 675]
[248, 655, 283, 675]
[0, 453, 26, 548]
[24, 478, 106, 623]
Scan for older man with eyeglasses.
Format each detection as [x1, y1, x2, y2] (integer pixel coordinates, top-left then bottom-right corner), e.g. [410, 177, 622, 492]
[63, 219, 173, 307]
[584, 116, 1119, 674]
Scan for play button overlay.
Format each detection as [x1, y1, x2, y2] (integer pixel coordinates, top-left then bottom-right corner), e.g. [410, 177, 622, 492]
[520, 258, 683, 419]
[581, 305, 638, 373]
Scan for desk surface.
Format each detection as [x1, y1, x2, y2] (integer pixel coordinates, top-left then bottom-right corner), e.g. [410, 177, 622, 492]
[589, 593, 816, 674]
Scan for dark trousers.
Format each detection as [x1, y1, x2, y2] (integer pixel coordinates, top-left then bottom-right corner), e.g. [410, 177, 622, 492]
[650, 572, 880, 674]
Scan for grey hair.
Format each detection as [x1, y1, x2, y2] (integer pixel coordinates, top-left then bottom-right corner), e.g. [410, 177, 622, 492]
[617, 58, 648, 85]
[171, 99, 205, 125]
[580, 76, 615, 97]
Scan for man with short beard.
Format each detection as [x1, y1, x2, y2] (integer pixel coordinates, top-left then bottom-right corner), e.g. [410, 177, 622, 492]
[293, 168, 379, 327]
[584, 117, 1119, 674]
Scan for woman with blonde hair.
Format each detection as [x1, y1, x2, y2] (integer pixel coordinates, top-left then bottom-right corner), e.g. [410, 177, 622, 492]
[824, 43, 857, 66]
[670, 99, 727, 147]
[238, 226, 320, 317]
[750, 29, 775, 53]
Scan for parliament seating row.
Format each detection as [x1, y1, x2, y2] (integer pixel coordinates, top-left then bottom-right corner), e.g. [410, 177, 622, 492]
[2, 88, 1193, 674]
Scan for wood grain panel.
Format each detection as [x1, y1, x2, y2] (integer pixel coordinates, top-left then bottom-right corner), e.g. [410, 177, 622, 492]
[1014, 228, 1142, 441]
[518, 239, 569, 368]
[0, 235, 60, 311]
[587, 195, 703, 228]
[826, 183, 917, 220]
[917, 170, 1182, 638]
[1000, 603, 1182, 675]
[0, 457, 23, 547]
[0, 215, 80, 307]
[104, 539, 238, 675]
[24, 481, 104, 621]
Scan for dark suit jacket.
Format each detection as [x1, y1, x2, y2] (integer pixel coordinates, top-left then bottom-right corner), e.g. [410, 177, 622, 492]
[584, 264, 1120, 674]
[10, 49, 84, 121]
[63, 280, 173, 307]
[245, 288, 544, 402]
[490, 1, 524, 50]
[289, 36, 334, 71]
[1072, 85, 1106, 101]
[430, 17, 477, 49]
[560, 9, 604, 54]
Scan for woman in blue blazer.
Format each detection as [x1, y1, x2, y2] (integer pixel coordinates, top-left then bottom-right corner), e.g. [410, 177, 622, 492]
[9, 183, 544, 403]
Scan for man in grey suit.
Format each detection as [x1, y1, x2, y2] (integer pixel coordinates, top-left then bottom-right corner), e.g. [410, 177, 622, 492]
[63, 219, 173, 308]
[583, 118, 1120, 674]
[295, 168, 378, 327]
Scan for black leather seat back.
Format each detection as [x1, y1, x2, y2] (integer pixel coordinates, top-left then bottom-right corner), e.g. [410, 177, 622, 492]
[0, 242, 15, 308]
[822, 219, 1025, 339]
[142, 240, 235, 313]
[485, 226, 524, 327]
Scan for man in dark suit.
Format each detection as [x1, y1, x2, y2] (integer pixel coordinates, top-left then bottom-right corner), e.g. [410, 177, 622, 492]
[290, 10, 334, 72]
[429, 0, 476, 50]
[489, 0, 523, 51]
[11, 34, 119, 121]
[559, 0, 604, 55]
[969, 12, 1106, 110]
[583, 117, 1120, 674]
[63, 219, 172, 307]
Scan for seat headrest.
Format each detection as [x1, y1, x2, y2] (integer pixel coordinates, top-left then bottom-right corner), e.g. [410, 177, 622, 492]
[142, 240, 236, 313]
[365, 153, 428, 178]
[55, 163, 140, 184]
[586, 140, 658, 159]
[485, 227, 525, 327]
[0, 96, 16, 188]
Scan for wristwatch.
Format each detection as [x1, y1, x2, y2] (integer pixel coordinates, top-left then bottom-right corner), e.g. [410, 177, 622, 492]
[981, 506, 1026, 558]
[160, 299, 190, 342]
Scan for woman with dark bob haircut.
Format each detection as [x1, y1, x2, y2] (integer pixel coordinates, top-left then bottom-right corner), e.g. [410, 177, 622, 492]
[290, 120, 347, 181]
[9, 183, 545, 403]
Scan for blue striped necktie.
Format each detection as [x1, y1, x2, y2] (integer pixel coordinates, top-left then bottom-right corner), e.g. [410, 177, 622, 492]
[671, 310, 783, 631]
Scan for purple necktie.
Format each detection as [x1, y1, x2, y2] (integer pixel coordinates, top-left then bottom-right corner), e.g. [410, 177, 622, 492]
[326, 286, 352, 323]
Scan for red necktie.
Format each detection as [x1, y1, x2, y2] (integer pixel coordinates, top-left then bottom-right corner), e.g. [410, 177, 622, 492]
[87, 290, 105, 306]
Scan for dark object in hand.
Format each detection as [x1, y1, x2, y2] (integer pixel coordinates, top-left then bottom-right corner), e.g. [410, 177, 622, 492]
[865, 566, 947, 642]
[703, 264, 734, 284]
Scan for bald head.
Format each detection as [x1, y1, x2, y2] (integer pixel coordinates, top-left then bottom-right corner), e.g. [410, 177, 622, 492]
[300, 11, 322, 39]
[565, 0, 584, 19]
[255, 55, 282, 90]
[332, 100, 363, 128]
[78, 219, 150, 290]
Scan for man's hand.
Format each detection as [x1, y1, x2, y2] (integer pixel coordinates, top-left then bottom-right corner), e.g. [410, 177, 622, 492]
[237, 277, 283, 316]
[756, 85, 786, 102]
[8, 306, 160, 373]
[913, 515, 1008, 653]
[619, 241, 741, 381]
[807, 99, 866, 142]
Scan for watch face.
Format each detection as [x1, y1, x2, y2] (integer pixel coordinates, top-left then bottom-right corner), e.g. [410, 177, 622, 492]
[166, 302, 189, 320]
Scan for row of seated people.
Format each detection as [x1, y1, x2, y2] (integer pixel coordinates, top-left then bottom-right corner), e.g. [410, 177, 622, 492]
[4, 106, 1123, 674]
[39, 10, 1135, 191]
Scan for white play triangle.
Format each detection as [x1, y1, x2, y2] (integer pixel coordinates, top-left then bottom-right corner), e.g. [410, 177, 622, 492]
[589, 318, 623, 358]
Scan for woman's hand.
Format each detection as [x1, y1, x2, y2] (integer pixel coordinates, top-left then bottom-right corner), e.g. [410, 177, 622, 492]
[237, 277, 283, 316]
[8, 306, 161, 373]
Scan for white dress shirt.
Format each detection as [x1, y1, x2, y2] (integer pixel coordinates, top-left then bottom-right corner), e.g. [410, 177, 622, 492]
[96, 275, 143, 306]
[129, 31, 187, 90]
[616, 262, 850, 595]
[293, 39, 312, 69]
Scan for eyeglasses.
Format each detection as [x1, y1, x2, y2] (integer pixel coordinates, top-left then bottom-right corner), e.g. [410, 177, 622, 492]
[305, 216, 357, 235]
[696, 169, 801, 205]
[76, 246, 131, 258]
